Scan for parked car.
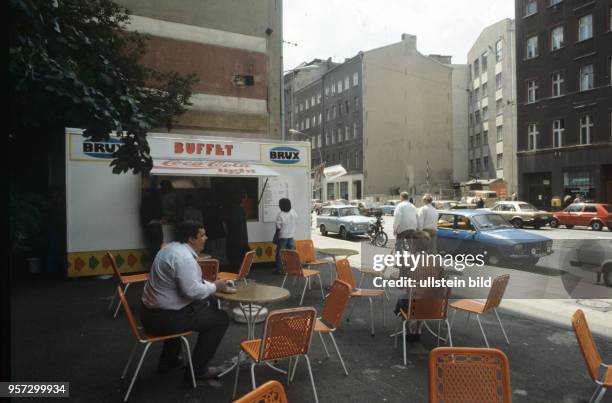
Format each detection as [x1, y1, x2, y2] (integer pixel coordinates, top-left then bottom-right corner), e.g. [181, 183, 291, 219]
[487, 201, 552, 229]
[432, 200, 459, 210]
[436, 210, 553, 270]
[351, 200, 383, 217]
[466, 190, 499, 208]
[550, 203, 612, 231]
[381, 199, 401, 215]
[317, 206, 372, 239]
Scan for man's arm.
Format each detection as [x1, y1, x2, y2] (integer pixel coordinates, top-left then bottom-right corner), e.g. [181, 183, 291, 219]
[416, 207, 424, 231]
[393, 205, 402, 235]
[175, 257, 217, 300]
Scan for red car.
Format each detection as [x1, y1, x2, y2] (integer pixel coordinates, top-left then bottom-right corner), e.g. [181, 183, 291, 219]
[550, 203, 612, 231]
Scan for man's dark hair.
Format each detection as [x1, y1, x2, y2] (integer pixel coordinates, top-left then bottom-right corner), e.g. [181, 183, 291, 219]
[279, 198, 291, 212]
[176, 220, 204, 243]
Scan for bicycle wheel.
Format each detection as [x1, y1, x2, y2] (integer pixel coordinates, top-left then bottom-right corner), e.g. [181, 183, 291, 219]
[374, 231, 388, 247]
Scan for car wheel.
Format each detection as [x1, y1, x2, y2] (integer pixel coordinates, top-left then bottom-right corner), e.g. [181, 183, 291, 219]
[565, 224, 574, 229]
[319, 224, 328, 236]
[485, 249, 502, 266]
[549, 219, 559, 228]
[374, 232, 388, 247]
[591, 221, 603, 231]
[339, 226, 348, 240]
[511, 218, 523, 228]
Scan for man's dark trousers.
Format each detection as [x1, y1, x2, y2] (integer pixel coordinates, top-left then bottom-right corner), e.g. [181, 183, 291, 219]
[140, 299, 229, 376]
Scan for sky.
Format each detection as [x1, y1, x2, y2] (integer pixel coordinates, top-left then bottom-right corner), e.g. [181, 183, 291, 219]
[283, 0, 515, 70]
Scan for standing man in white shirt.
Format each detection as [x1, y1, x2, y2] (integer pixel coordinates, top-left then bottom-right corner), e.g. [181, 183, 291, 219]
[274, 198, 298, 274]
[393, 192, 418, 253]
[417, 193, 438, 253]
[141, 220, 230, 384]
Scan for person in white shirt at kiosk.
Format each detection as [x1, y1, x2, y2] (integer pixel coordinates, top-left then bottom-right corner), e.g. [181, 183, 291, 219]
[274, 198, 298, 274]
[141, 220, 230, 384]
[417, 193, 438, 253]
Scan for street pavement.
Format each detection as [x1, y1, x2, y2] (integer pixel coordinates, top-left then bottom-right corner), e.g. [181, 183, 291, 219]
[311, 212, 612, 337]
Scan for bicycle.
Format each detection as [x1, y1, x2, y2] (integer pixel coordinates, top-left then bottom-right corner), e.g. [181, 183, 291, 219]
[367, 212, 388, 247]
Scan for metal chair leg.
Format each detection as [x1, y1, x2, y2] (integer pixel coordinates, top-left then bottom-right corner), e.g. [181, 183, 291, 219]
[232, 349, 241, 399]
[281, 274, 288, 288]
[123, 342, 152, 402]
[121, 344, 139, 379]
[329, 333, 348, 376]
[590, 384, 606, 403]
[446, 319, 453, 346]
[250, 362, 257, 390]
[437, 320, 442, 346]
[402, 320, 408, 366]
[494, 308, 510, 345]
[465, 312, 471, 329]
[317, 274, 325, 300]
[369, 297, 375, 336]
[299, 277, 308, 305]
[290, 356, 300, 382]
[287, 357, 294, 384]
[382, 296, 386, 327]
[114, 283, 130, 318]
[108, 289, 118, 310]
[318, 332, 330, 357]
[475, 314, 489, 348]
[303, 355, 319, 403]
[179, 336, 196, 388]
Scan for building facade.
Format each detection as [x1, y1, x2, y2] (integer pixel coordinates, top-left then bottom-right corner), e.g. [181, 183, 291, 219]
[515, 0, 612, 209]
[467, 19, 518, 198]
[116, 0, 283, 139]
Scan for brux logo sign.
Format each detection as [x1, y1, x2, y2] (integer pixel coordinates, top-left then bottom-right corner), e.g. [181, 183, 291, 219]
[269, 146, 301, 164]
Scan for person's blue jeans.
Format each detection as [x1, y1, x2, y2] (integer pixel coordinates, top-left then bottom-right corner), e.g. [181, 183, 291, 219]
[275, 238, 295, 272]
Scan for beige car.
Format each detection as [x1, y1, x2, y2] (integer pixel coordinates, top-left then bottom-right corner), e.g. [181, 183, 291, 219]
[488, 201, 552, 229]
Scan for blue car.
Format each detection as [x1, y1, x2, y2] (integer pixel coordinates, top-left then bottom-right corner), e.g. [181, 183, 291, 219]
[436, 210, 553, 269]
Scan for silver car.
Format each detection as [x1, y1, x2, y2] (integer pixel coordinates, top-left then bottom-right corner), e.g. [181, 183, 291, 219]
[317, 206, 372, 239]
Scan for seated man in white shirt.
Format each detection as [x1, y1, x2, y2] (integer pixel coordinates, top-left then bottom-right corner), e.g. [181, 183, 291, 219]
[141, 220, 230, 384]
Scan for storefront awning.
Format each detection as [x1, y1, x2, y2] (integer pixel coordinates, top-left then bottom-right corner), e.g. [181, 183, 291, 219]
[151, 159, 280, 177]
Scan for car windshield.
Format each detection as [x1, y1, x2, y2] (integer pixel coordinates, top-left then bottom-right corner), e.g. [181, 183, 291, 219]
[339, 207, 361, 217]
[517, 203, 538, 211]
[472, 213, 513, 230]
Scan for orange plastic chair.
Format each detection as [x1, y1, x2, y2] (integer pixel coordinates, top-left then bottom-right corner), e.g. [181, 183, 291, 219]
[315, 280, 352, 375]
[199, 258, 219, 282]
[106, 252, 149, 318]
[428, 347, 512, 403]
[295, 239, 331, 271]
[219, 251, 255, 284]
[449, 274, 510, 347]
[233, 380, 288, 403]
[335, 258, 385, 336]
[117, 287, 196, 401]
[281, 250, 325, 305]
[571, 309, 611, 403]
[232, 307, 318, 403]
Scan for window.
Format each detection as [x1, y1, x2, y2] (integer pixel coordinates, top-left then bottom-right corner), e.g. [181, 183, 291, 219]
[476, 158, 481, 172]
[476, 133, 481, 146]
[496, 98, 504, 115]
[317, 93, 322, 104]
[578, 14, 593, 41]
[527, 80, 538, 103]
[337, 127, 343, 143]
[552, 72, 564, 97]
[525, 0, 537, 16]
[481, 52, 488, 71]
[317, 134, 322, 148]
[483, 156, 489, 171]
[331, 82, 335, 94]
[311, 96, 315, 107]
[337, 80, 343, 93]
[474, 86, 480, 100]
[580, 115, 593, 144]
[312, 116, 316, 127]
[469, 159, 474, 173]
[483, 130, 489, 144]
[326, 131, 330, 145]
[326, 109, 330, 121]
[353, 122, 358, 139]
[473, 59, 480, 76]
[294, 105, 298, 114]
[469, 114, 473, 127]
[551, 26, 564, 50]
[496, 153, 503, 167]
[579, 64, 594, 91]
[495, 73, 502, 89]
[354, 97, 359, 109]
[475, 110, 481, 124]
[343, 125, 348, 141]
[353, 72, 359, 86]
[482, 82, 488, 96]
[305, 99, 309, 110]
[528, 123, 538, 150]
[325, 86, 329, 96]
[305, 118, 309, 129]
[550, 0, 562, 5]
[526, 36, 538, 59]
[482, 106, 489, 121]
[344, 77, 349, 90]
[495, 40, 503, 62]
[331, 129, 335, 144]
[345, 100, 349, 114]
[355, 151, 359, 169]
[299, 103, 303, 112]
[496, 125, 503, 142]
[332, 105, 336, 118]
[319, 113, 322, 125]
[469, 135, 473, 148]
[553, 119, 564, 148]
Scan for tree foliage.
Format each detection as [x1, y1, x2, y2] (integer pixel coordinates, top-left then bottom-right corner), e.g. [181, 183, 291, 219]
[9, 0, 198, 174]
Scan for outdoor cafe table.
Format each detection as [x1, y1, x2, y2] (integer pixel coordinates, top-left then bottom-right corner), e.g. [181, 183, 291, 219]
[215, 283, 290, 377]
[318, 248, 359, 286]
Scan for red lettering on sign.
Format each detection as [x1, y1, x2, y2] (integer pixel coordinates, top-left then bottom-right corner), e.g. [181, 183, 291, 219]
[196, 143, 204, 154]
[206, 144, 214, 155]
[174, 142, 183, 154]
[225, 144, 234, 156]
[215, 144, 223, 156]
[186, 143, 195, 154]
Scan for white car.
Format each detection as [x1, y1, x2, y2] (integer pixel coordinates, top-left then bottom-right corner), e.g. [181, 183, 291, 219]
[317, 206, 372, 239]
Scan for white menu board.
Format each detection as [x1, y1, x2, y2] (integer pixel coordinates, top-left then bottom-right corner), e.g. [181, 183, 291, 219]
[262, 177, 289, 222]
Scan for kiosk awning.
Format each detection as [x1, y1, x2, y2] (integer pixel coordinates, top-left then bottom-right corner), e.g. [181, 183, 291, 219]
[151, 159, 280, 177]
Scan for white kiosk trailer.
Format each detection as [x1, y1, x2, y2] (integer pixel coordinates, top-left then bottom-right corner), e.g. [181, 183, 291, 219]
[65, 128, 311, 277]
